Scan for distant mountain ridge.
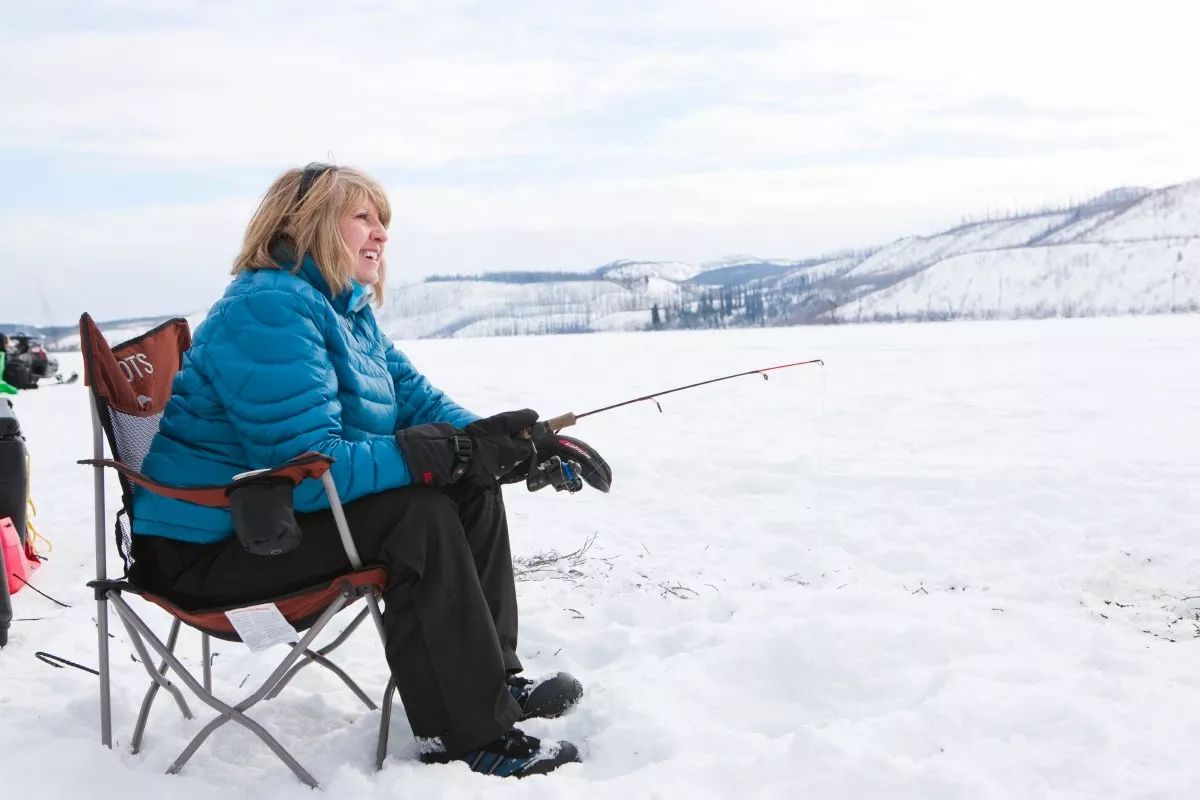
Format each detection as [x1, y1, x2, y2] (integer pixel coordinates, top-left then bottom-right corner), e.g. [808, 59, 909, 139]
[374, 179, 1197, 338]
[43, 179, 1200, 347]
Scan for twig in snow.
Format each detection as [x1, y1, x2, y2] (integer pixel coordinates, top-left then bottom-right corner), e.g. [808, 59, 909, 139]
[513, 533, 606, 585]
[658, 581, 698, 600]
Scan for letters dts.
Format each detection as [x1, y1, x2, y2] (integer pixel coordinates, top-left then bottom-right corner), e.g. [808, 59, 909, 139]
[118, 353, 154, 383]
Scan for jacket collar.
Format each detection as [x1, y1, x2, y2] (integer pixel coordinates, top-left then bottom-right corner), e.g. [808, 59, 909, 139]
[290, 254, 374, 315]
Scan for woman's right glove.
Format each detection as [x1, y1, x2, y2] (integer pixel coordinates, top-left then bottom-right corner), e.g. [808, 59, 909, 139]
[461, 408, 539, 486]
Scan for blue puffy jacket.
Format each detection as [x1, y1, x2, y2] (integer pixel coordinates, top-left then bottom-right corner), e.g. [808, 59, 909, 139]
[133, 257, 477, 543]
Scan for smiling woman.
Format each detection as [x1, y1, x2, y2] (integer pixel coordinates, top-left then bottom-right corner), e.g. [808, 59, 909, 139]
[339, 197, 388, 286]
[128, 163, 597, 779]
[232, 163, 392, 301]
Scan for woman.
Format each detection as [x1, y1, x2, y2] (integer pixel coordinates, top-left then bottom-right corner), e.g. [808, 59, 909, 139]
[133, 164, 590, 778]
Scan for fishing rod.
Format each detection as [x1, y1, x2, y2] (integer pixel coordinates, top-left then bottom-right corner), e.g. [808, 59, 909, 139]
[517, 358, 824, 493]
[535, 358, 824, 434]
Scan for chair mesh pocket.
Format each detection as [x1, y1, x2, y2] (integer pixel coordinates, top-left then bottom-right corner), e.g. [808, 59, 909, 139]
[105, 407, 163, 473]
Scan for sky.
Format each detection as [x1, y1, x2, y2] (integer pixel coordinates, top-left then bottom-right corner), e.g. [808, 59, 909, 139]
[2, 0, 1199, 325]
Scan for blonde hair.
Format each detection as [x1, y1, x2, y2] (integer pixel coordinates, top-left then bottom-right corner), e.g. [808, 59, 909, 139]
[233, 164, 391, 303]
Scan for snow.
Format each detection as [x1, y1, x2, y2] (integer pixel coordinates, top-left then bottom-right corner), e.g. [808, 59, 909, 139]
[828, 181, 1199, 322]
[844, 213, 1076, 281]
[1075, 179, 1200, 242]
[380, 279, 675, 339]
[3, 316, 1200, 798]
[781, 256, 859, 283]
[853, 239, 1200, 320]
[596, 261, 702, 283]
[1035, 208, 1125, 245]
[700, 255, 804, 270]
[588, 310, 653, 332]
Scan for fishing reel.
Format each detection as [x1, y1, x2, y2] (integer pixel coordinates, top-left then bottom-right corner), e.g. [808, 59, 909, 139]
[525, 455, 585, 493]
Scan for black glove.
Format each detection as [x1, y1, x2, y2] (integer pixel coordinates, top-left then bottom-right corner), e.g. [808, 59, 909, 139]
[503, 431, 613, 493]
[461, 408, 539, 486]
[395, 422, 474, 487]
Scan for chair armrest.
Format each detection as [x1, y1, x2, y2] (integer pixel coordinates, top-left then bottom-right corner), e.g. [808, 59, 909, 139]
[225, 452, 334, 492]
[77, 452, 335, 509]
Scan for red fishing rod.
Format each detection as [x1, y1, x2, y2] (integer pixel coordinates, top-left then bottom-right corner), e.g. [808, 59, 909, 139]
[535, 358, 824, 434]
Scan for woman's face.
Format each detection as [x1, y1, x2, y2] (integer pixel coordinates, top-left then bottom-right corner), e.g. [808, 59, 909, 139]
[338, 198, 388, 286]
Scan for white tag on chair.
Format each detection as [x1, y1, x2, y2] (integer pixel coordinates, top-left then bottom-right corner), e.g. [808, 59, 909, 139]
[224, 603, 300, 652]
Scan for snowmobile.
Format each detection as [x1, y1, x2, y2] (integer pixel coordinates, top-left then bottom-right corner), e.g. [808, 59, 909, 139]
[0, 331, 78, 390]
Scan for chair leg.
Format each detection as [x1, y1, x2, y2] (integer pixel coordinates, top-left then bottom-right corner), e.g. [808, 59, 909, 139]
[266, 607, 374, 708]
[376, 674, 397, 771]
[317, 474, 398, 773]
[201, 633, 211, 693]
[130, 617, 191, 754]
[367, 595, 395, 770]
[366, 594, 386, 641]
[97, 593, 113, 749]
[110, 596, 194, 721]
[107, 588, 391, 786]
[165, 598, 347, 789]
[109, 592, 348, 789]
[279, 645, 376, 710]
[91, 408, 113, 749]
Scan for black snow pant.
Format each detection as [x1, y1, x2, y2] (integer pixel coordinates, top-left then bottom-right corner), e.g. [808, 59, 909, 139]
[131, 482, 524, 755]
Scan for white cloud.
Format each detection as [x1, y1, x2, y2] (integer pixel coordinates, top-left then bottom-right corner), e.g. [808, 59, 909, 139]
[0, 199, 252, 323]
[4, 0, 1200, 323]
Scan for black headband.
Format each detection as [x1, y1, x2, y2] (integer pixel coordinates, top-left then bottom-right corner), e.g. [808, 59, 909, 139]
[297, 162, 335, 203]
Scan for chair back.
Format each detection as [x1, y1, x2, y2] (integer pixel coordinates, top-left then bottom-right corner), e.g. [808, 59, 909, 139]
[79, 313, 191, 569]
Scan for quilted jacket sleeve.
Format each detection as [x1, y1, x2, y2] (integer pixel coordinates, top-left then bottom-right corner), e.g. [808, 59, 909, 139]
[383, 335, 478, 430]
[201, 289, 416, 511]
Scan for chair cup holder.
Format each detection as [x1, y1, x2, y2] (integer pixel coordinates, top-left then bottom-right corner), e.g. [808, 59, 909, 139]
[228, 478, 302, 556]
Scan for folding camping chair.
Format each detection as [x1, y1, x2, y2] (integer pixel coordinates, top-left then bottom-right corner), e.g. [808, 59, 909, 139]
[78, 313, 397, 787]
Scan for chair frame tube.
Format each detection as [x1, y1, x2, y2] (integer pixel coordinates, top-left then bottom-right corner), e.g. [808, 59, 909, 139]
[90, 400, 113, 749]
[130, 617, 193, 755]
[265, 606, 375, 707]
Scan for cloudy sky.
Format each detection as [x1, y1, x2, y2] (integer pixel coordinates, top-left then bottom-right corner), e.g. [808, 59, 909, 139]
[3, 0, 1199, 325]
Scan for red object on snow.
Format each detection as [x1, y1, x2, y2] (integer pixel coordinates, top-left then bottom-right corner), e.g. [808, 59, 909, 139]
[1, 516, 40, 595]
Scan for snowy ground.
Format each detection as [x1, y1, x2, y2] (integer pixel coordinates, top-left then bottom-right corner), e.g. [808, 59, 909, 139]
[2, 315, 1199, 799]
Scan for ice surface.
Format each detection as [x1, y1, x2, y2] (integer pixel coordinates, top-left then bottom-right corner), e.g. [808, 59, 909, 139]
[2, 316, 1199, 798]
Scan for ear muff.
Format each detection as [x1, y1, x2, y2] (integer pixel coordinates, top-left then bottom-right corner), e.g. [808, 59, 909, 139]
[541, 435, 612, 493]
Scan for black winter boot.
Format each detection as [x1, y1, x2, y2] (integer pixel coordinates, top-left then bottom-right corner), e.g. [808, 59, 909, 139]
[418, 728, 580, 777]
[507, 672, 584, 720]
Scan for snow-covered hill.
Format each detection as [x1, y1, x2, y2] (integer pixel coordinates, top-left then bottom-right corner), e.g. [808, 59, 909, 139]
[38, 179, 1199, 346]
[854, 239, 1199, 322]
[846, 180, 1200, 323]
[378, 277, 683, 340]
[373, 179, 1199, 338]
[595, 260, 702, 283]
